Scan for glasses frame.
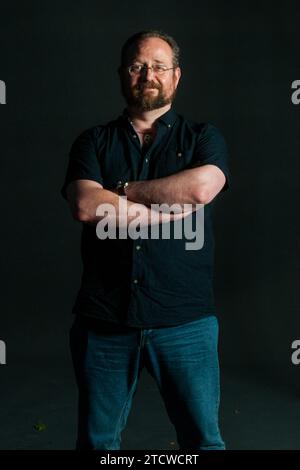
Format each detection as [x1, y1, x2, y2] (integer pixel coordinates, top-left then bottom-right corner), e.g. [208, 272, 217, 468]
[126, 64, 177, 76]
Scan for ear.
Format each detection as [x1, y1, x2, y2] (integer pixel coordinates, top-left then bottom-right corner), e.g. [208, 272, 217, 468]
[174, 67, 181, 88]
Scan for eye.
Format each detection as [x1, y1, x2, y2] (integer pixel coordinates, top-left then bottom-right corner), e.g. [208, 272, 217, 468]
[153, 65, 167, 73]
[128, 64, 143, 74]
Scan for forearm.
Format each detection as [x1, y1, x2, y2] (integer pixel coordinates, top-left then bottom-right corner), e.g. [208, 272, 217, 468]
[124, 167, 205, 207]
[76, 187, 193, 227]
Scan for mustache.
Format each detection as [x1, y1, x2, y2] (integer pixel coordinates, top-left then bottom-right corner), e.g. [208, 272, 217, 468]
[135, 82, 161, 91]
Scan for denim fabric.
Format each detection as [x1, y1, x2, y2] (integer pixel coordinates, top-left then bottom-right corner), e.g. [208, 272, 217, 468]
[69, 314, 225, 450]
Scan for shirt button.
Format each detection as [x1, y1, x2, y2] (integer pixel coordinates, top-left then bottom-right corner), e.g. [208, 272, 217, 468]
[136, 245, 141, 250]
[133, 279, 138, 284]
[133, 134, 137, 138]
[168, 124, 171, 128]
[145, 158, 148, 163]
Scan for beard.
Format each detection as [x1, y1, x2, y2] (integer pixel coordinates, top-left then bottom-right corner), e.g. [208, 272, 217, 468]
[121, 79, 177, 111]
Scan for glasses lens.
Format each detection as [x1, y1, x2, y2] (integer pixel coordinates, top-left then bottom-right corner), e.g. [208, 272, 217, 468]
[153, 65, 167, 74]
[128, 65, 171, 75]
[129, 65, 141, 75]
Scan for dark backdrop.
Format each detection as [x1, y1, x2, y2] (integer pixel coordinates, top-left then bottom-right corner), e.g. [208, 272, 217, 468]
[1, 0, 300, 448]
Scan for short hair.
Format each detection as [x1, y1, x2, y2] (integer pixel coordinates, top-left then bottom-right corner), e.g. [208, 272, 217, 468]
[120, 30, 180, 67]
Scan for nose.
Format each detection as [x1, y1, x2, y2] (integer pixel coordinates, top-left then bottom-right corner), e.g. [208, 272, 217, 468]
[140, 66, 155, 80]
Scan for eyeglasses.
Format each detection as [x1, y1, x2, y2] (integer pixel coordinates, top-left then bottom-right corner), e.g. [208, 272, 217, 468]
[127, 64, 176, 76]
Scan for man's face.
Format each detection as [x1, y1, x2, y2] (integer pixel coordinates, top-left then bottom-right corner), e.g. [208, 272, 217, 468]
[119, 37, 181, 112]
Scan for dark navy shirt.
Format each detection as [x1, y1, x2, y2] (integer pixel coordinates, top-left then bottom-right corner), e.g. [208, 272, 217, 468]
[61, 108, 231, 328]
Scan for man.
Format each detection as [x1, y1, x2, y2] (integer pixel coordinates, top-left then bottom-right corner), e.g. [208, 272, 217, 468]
[61, 30, 230, 450]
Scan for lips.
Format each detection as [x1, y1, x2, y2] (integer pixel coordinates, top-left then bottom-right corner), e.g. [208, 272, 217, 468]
[137, 83, 160, 91]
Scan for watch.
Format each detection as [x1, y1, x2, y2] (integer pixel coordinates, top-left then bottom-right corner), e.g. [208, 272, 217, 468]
[116, 181, 129, 196]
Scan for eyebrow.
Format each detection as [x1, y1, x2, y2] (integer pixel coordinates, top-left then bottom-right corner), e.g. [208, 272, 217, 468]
[133, 59, 167, 64]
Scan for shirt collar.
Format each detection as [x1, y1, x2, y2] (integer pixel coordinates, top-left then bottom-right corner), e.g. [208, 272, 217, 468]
[120, 107, 177, 128]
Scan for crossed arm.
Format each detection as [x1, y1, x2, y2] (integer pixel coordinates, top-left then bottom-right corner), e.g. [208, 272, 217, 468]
[121, 164, 226, 207]
[66, 164, 226, 227]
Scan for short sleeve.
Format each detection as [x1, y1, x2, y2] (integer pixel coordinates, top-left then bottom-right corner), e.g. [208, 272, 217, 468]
[60, 128, 104, 200]
[192, 123, 231, 192]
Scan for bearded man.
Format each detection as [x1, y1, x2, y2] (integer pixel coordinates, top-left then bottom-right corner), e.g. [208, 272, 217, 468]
[61, 30, 230, 450]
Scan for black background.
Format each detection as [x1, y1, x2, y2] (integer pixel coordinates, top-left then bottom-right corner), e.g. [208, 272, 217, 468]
[1, 0, 300, 449]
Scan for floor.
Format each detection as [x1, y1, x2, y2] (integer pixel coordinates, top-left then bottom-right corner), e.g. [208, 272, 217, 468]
[1, 353, 300, 450]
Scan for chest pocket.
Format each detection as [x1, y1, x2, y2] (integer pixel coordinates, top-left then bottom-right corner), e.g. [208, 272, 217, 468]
[151, 144, 196, 179]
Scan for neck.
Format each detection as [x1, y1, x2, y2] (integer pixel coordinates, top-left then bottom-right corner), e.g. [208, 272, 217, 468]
[126, 103, 171, 131]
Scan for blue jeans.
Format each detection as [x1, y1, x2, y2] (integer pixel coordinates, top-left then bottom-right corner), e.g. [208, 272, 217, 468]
[69, 314, 225, 450]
